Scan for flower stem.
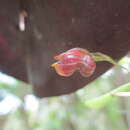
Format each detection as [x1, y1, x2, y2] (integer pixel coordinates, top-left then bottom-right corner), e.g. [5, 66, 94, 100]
[91, 52, 130, 73]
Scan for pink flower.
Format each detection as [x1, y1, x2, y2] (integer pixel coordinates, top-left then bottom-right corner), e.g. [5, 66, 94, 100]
[52, 48, 96, 77]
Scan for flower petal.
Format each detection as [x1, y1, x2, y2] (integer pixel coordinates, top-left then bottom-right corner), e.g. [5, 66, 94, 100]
[52, 48, 96, 77]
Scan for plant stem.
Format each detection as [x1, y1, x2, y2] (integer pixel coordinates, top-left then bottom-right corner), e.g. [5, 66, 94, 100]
[91, 52, 130, 73]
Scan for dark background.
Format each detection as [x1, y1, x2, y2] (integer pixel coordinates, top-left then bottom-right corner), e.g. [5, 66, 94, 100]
[0, 0, 130, 97]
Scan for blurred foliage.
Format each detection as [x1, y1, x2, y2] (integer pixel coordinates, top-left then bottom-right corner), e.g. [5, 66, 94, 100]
[0, 56, 130, 130]
[85, 83, 130, 109]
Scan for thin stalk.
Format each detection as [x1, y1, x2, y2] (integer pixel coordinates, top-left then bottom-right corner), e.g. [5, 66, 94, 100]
[91, 52, 130, 73]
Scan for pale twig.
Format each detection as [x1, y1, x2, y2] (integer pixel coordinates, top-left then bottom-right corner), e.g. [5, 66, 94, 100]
[112, 92, 130, 97]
